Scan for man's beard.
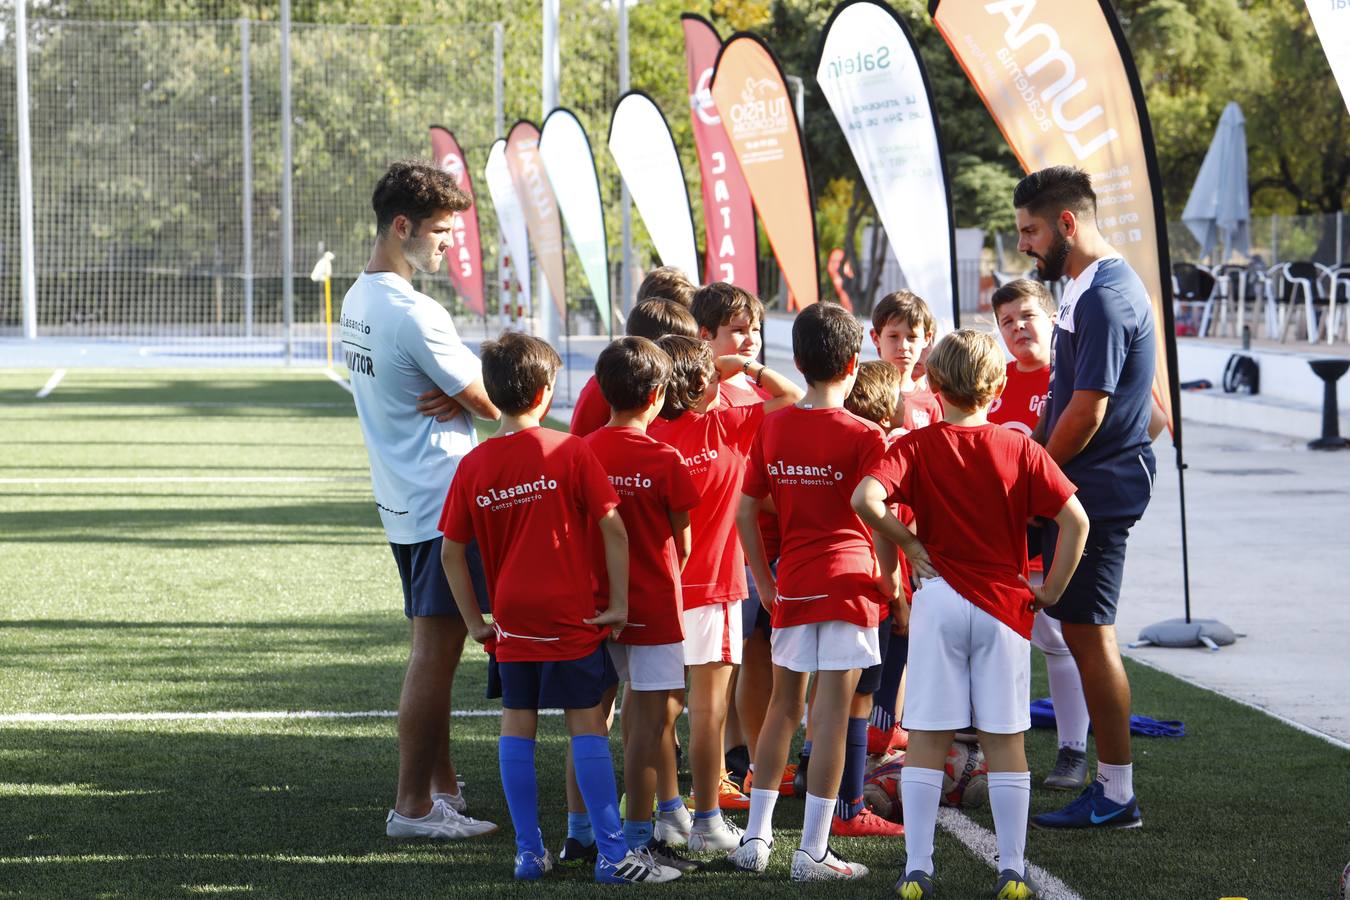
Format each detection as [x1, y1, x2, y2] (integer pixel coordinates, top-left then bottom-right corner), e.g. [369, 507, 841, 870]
[1030, 232, 1072, 282]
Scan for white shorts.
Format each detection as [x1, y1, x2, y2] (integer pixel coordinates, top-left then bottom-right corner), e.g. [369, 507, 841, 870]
[608, 641, 686, 692]
[1031, 610, 1071, 656]
[770, 620, 881, 674]
[903, 577, 1030, 734]
[682, 601, 743, 666]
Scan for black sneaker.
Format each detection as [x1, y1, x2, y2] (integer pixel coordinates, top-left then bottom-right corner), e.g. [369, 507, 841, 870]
[725, 744, 750, 790]
[646, 838, 702, 874]
[792, 752, 810, 798]
[557, 836, 598, 868]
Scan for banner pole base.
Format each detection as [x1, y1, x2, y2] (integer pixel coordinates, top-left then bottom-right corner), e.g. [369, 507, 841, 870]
[1128, 617, 1240, 653]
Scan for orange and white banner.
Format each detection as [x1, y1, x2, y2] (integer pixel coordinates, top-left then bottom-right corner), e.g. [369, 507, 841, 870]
[711, 34, 819, 310]
[504, 120, 566, 318]
[932, 0, 1179, 434]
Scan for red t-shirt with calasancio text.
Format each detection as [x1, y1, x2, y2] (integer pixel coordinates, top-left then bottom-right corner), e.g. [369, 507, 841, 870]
[440, 426, 619, 662]
[988, 363, 1049, 437]
[719, 378, 780, 561]
[648, 403, 764, 609]
[584, 426, 700, 645]
[569, 375, 611, 438]
[865, 423, 1075, 638]
[742, 406, 887, 629]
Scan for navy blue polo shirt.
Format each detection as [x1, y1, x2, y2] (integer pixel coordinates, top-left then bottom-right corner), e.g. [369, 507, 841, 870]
[1043, 257, 1157, 520]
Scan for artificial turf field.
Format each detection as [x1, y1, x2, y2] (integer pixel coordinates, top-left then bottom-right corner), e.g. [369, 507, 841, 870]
[0, 368, 1346, 900]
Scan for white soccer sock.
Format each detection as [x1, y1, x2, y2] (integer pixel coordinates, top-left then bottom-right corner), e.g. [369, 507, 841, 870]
[1096, 761, 1134, 804]
[987, 771, 1031, 877]
[1045, 653, 1090, 752]
[900, 766, 944, 876]
[745, 788, 779, 844]
[799, 792, 835, 860]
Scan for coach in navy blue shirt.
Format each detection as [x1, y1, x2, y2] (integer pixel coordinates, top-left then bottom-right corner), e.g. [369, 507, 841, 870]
[1013, 166, 1155, 833]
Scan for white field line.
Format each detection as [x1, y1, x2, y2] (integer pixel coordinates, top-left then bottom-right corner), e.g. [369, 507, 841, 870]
[1126, 653, 1350, 752]
[323, 367, 353, 394]
[35, 369, 66, 398]
[936, 808, 1084, 900]
[0, 475, 366, 486]
[0, 709, 564, 723]
[16, 401, 350, 408]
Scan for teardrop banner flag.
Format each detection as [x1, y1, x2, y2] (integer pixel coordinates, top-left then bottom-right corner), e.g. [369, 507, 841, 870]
[1305, 0, 1350, 113]
[504, 120, 566, 318]
[682, 14, 757, 292]
[930, 0, 1180, 438]
[816, 0, 958, 327]
[484, 139, 531, 319]
[608, 91, 701, 283]
[429, 126, 486, 317]
[711, 33, 820, 310]
[539, 108, 611, 329]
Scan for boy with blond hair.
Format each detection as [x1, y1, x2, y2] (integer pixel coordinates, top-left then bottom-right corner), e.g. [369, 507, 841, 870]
[852, 329, 1089, 899]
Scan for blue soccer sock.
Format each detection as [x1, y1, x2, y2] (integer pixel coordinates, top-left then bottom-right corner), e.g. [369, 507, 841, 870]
[570, 734, 629, 864]
[835, 717, 869, 820]
[800, 740, 813, 759]
[870, 631, 908, 730]
[499, 736, 544, 857]
[567, 811, 594, 847]
[656, 796, 684, 814]
[622, 818, 654, 850]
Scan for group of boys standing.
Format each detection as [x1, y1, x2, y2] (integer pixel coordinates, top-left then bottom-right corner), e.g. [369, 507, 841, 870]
[341, 159, 1161, 898]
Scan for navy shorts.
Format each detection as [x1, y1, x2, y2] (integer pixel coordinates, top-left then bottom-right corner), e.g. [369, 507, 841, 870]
[1041, 516, 1137, 626]
[496, 643, 619, 710]
[855, 614, 893, 695]
[742, 562, 776, 640]
[390, 536, 489, 619]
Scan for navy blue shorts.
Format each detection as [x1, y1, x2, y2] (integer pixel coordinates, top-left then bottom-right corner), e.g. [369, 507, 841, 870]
[742, 562, 776, 640]
[390, 536, 489, 619]
[1041, 516, 1137, 626]
[496, 643, 619, 710]
[855, 614, 893, 695]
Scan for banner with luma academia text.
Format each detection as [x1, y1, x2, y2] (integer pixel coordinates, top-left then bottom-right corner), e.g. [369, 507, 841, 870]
[931, 0, 1180, 437]
[429, 126, 486, 317]
[816, 0, 958, 327]
[711, 33, 820, 310]
[1306, 0, 1350, 114]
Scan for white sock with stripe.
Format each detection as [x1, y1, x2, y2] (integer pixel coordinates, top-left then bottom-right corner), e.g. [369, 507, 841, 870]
[988, 771, 1031, 876]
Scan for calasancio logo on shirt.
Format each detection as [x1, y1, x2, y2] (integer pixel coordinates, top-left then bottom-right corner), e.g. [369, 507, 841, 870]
[608, 473, 654, 497]
[766, 459, 845, 486]
[681, 447, 719, 477]
[477, 477, 558, 510]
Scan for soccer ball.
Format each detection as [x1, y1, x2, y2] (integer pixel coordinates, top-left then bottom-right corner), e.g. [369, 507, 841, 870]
[941, 742, 989, 808]
[862, 754, 906, 822]
[1338, 860, 1350, 900]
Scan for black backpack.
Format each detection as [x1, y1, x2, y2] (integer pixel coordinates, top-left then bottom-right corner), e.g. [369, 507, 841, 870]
[1222, 353, 1260, 395]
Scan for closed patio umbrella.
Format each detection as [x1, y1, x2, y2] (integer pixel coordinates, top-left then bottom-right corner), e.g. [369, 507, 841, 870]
[1182, 102, 1250, 263]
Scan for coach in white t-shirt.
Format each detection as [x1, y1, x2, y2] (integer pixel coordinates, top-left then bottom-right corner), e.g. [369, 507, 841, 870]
[341, 160, 500, 841]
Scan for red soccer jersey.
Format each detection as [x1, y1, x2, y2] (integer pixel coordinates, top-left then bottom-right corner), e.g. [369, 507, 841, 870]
[901, 387, 943, 431]
[865, 423, 1075, 639]
[743, 406, 888, 629]
[988, 363, 1050, 437]
[584, 426, 700, 645]
[718, 376, 771, 409]
[569, 375, 611, 438]
[439, 427, 620, 662]
[648, 403, 764, 609]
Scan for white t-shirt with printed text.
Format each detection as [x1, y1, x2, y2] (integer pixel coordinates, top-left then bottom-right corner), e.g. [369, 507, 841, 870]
[340, 271, 481, 544]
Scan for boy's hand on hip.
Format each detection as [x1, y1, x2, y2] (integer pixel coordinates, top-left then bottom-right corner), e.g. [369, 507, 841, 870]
[585, 606, 627, 640]
[1020, 575, 1060, 612]
[905, 543, 939, 583]
[467, 619, 495, 645]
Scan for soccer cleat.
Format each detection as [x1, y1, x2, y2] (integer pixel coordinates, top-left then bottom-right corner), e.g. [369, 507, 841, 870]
[996, 867, 1036, 899]
[385, 797, 497, 839]
[741, 763, 799, 797]
[867, 723, 909, 756]
[790, 846, 869, 882]
[830, 805, 905, 837]
[895, 869, 935, 898]
[728, 836, 773, 873]
[556, 836, 598, 868]
[1031, 781, 1142, 830]
[685, 772, 751, 810]
[686, 816, 744, 853]
[646, 838, 702, 874]
[1042, 747, 1090, 791]
[513, 848, 555, 881]
[726, 744, 751, 790]
[792, 753, 810, 798]
[432, 789, 468, 813]
[654, 806, 693, 846]
[595, 847, 682, 884]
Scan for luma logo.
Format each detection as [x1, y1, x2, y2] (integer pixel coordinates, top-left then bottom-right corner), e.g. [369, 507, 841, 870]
[985, 0, 1119, 161]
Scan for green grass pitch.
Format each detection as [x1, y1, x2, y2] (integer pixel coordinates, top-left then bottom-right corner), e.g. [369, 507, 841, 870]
[0, 369, 1346, 899]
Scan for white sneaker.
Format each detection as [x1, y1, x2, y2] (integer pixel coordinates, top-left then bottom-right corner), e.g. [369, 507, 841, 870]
[595, 847, 682, 884]
[729, 836, 773, 873]
[687, 817, 744, 853]
[654, 807, 693, 846]
[385, 797, 497, 839]
[789, 847, 869, 882]
[432, 789, 468, 813]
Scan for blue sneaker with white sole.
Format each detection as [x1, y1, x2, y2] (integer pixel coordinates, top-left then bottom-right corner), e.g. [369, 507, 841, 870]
[513, 848, 555, 880]
[1031, 781, 1142, 830]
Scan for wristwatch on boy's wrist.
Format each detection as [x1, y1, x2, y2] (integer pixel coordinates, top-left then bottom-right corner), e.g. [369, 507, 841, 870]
[741, 358, 763, 385]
